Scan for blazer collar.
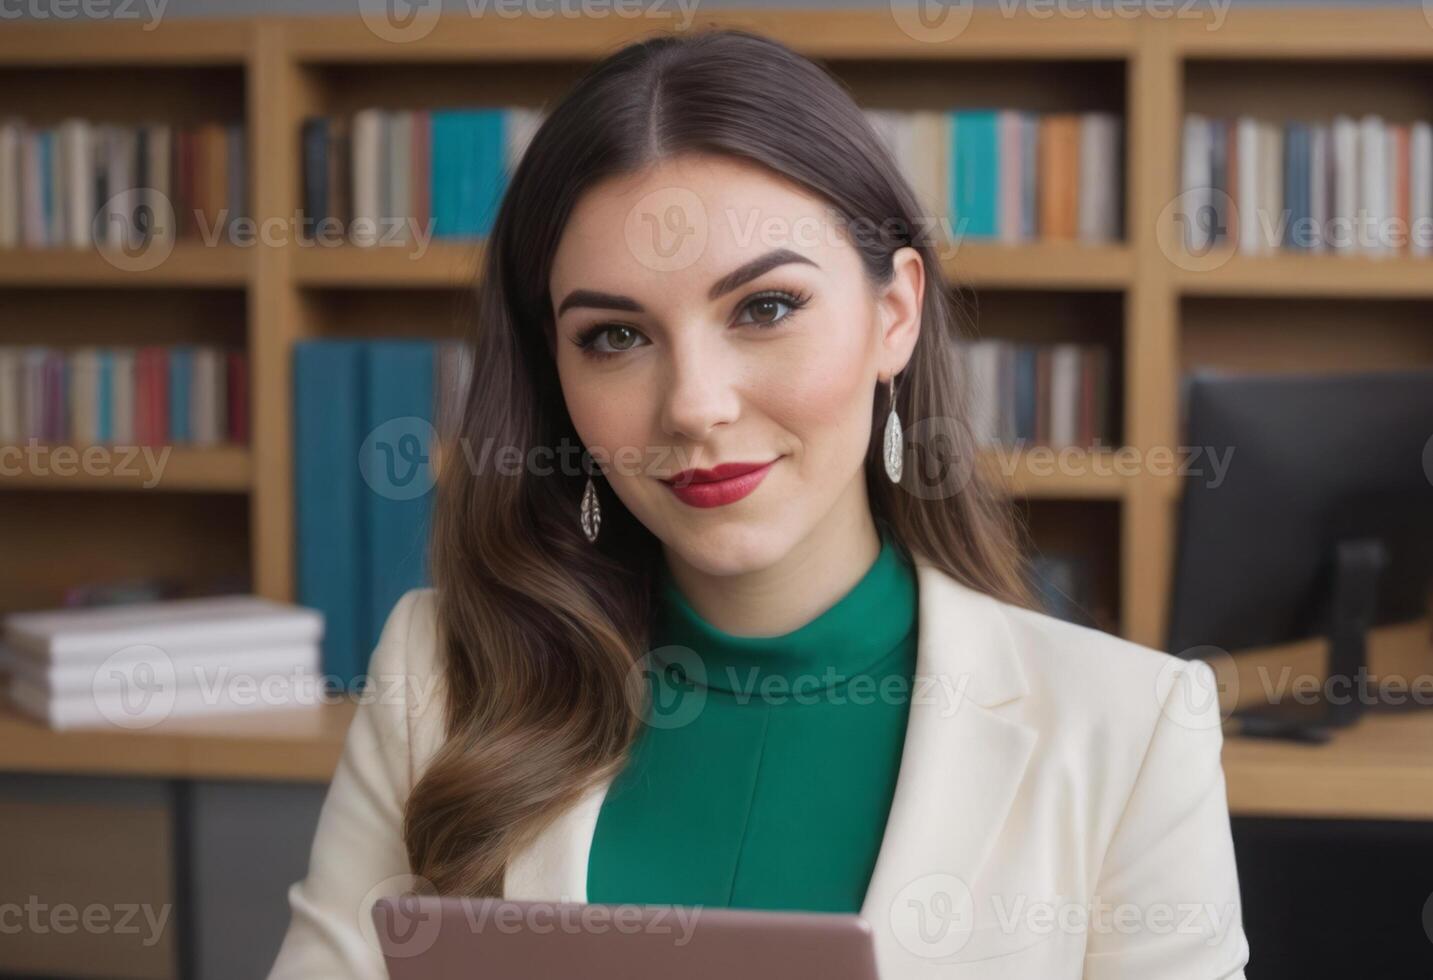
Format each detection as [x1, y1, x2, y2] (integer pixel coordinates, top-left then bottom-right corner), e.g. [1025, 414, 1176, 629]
[503, 555, 1038, 969]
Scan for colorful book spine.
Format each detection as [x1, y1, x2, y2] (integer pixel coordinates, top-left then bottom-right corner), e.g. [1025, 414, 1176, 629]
[359, 340, 436, 656]
[0, 344, 246, 447]
[949, 110, 999, 241]
[294, 340, 367, 687]
[1182, 111, 1433, 256]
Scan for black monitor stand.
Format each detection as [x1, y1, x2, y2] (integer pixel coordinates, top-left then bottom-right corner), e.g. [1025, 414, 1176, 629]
[1233, 539, 1389, 744]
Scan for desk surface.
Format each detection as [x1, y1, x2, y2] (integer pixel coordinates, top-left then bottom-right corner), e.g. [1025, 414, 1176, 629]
[2, 695, 1432, 819]
[1220, 709, 1433, 821]
[0, 697, 356, 783]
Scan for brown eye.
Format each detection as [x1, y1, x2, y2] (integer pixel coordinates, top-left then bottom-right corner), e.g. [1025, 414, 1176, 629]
[749, 298, 783, 324]
[583, 323, 650, 356]
[736, 291, 807, 328]
[606, 326, 640, 350]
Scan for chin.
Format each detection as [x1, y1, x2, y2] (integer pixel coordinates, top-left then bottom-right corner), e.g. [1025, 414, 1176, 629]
[660, 517, 797, 578]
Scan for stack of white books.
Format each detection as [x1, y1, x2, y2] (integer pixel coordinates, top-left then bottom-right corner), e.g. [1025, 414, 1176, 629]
[0, 596, 324, 731]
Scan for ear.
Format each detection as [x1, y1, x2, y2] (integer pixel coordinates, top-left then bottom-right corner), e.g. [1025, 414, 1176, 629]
[875, 246, 925, 383]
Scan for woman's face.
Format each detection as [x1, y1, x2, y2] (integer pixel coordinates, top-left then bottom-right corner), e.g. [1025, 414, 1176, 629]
[550, 152, 923, 577]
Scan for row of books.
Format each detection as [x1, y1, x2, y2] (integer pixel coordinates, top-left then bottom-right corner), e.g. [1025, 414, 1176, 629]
[864, 109, 1123, 244]
[0, 345, 249, 448]
[1, 596, 322, 730]
[1180, 114, 1433, 255]
[295, 338, 472, 685]
[301, 108, 543, 245]
[958, 338, 1114, 449]
[0, 118, 246, 250]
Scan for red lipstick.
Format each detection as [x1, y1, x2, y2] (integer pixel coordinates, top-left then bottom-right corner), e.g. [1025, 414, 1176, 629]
[662, 459, 778, 509]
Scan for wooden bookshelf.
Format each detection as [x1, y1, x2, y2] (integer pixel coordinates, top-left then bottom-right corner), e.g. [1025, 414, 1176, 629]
[0, 244, 251, 287]
[1175, 253, 1433, 298]
[1, 8, 1432, 782]
[0, 445, 251, 492]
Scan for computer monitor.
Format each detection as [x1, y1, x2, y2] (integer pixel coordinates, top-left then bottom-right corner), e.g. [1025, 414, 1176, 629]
[1166, 368, 1433, 742]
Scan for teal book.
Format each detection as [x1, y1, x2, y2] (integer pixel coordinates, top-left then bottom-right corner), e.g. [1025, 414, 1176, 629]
[39, 131, 53, 241]
[949, 110, 1000, 241]
[294, 341, 367, 688]
[358, 340, 437, 657]
[168, 346, 192, 443]
[431, 109, 505, 239]
[96, 350, 113, 443]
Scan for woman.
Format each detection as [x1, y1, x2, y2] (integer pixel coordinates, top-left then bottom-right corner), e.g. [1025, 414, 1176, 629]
[270, 28, 1248, 980]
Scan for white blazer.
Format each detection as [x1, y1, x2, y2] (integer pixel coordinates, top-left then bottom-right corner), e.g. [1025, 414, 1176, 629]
[269, 554, 1250, 979]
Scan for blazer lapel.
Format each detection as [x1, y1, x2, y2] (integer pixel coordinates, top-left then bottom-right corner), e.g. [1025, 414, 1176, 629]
[503, 554, 1039, 944]
[859, 557, 1038, 971]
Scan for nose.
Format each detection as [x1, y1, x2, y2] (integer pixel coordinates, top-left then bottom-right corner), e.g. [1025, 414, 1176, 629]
[658, 332, 741, 443]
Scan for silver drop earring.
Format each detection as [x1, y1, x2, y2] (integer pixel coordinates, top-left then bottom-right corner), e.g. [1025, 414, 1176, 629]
[580, 470, 602, 543]
[882, 376, 903, 484]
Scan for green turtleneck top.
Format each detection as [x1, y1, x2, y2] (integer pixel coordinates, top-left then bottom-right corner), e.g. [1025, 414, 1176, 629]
[585, 528, 920, 913]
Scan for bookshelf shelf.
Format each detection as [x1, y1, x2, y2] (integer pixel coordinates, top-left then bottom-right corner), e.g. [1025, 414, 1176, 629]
[290, 241, 1132, 292]
[292, 242, 482, 288]
[1171, 9, 1433, 59]
[280, 11, 1139, 64]
[980, 447, 1130, 501]
[0, 245, 250, 288]
[0, 446, 252, 492]
[1, 7, 1429, 732]
[0, 20, 251, 66]
[1175, 253, 1433, 299]
[945, 243, 1133, 291]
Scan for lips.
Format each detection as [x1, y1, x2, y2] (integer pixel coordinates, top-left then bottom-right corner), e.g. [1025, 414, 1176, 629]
[661, 458, 778, 509]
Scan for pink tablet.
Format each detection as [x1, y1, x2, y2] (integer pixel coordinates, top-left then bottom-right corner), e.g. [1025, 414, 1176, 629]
[372, 895, 880, 980]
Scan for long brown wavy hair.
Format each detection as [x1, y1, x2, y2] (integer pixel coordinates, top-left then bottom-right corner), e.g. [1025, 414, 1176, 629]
[404, 27, 1033, 897]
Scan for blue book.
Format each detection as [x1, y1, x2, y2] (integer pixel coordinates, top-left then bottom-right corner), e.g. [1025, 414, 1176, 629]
[431, 109, 506, 239]
[39, 130, 53, 243]
[294, 341, 367, 688]
[430, 110, 467, 238]
[168, 346, 192, 443]
[1293, 123, 1311, 250]
[949, 110, 999, 241]
[1013, 344, 1038, 443]
[96, 350, 113, 443]
[359, 340, 437, 657]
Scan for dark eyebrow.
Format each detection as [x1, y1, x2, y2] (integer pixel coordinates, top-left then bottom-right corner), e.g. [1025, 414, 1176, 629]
[555, 248, 819, 317]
